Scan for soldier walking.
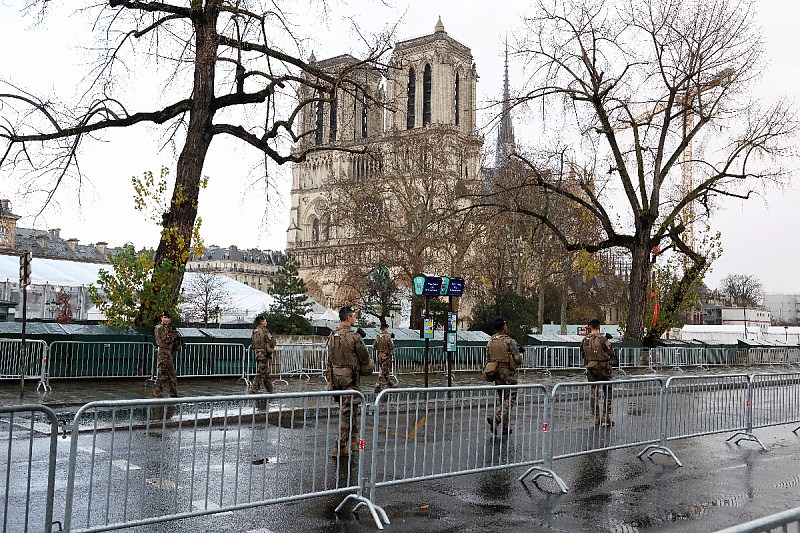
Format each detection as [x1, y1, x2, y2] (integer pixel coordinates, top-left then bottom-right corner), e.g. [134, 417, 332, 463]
[373, 321, 395, 394]
[486, 318, 522, 435]
[248, 315, 277, 394]
[580, 318, 615, 426]
[154, 311, 181, 398]
[327, 306, 371, 458]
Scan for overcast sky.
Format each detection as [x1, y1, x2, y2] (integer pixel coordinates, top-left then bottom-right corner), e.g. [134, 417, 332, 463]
[1, 0, 797, 293]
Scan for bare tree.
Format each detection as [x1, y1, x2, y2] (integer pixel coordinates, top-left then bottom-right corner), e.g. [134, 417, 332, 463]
[181, 267, 234, 327]
[720, 273, 764, 308]
[0, 1, 396, 322]
[477, 0, 796, 341]
[323, 126, 486, 324]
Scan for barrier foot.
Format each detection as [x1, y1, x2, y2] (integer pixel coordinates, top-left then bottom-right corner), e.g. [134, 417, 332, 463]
[637, 444, 682, 467]
[336, 494, 389, 530]
[274, 377, 289, 385]
[793, 424, 800, 434]
[518, 466, 568, 493]
[727, 431, 767, 451]
[36, 379, 51, 392]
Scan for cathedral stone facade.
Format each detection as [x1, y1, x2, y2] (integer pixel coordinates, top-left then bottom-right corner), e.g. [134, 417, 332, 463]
[287, 18, 483, 310]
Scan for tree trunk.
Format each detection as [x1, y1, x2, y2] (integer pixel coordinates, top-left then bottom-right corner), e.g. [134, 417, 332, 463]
[137, 3, 221, 325]
[559, 278, 568, 335]
[625, 243, 651, 342]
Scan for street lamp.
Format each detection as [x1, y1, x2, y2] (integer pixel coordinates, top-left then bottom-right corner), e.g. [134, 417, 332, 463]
[46, 299, 58, 318]
[785, 325, 789, 342]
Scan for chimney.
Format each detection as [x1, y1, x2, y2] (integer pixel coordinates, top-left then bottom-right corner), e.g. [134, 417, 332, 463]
[0, 200, 8, 214]
[66, 238, 79, 252]
[95, 241, 108, 255]
[230, 245, 238, 251]
[35, 234, 49, 248]
[49, 228, 61, 238]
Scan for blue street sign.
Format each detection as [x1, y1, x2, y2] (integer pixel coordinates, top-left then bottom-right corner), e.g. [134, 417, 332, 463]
[422, 277, 442, 296]
[447, 278, 464, 296]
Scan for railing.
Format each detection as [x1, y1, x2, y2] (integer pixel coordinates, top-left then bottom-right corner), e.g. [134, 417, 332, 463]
[173, 342, 247, 379]
[7, 372, 800, 530]
[48, 341, 155, 382]
[63, 391, 387, 532]
[0, 339, 49, 391]
[712, 506, 800, 532]
[0, 404, 59, 533]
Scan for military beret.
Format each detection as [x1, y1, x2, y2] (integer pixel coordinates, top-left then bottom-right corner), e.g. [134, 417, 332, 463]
[588, 318, 601, 329]
[160, 311, 172, 318]
[493, 317, 506, 331]
[255, 315, 266, 323]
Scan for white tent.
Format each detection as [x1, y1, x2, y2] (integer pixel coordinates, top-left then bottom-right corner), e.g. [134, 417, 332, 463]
[681, 324, 763, 343]
[0, 254, 277, 324]
[766, 326, 800, 345]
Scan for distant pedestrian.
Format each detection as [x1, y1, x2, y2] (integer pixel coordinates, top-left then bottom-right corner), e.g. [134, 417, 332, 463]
[248, 315, 277, 394]
[154, 311, 181, 398]
[580, 319, 614, 426]
[326, 306, 371, 458]
[486, 318, 521, 436]
[374, 321, 396, 394]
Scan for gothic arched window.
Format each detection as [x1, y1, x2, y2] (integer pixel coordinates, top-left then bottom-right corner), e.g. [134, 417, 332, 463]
[315, 90, 324, 146]
[312, 218, 320, 242]
[423, 64, 432, 126]
[329, 96, 337, 143]
[454, 72, 460, 126]
[362, 92, 368, 138]
[407, 68, 416, 129]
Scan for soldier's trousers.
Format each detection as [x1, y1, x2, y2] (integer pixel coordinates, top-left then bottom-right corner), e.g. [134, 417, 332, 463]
[491, 368, 518, 430]
[249, 353, 274, 394]
[155, 349, 178, 397]
[336, 386, 362, 451]
[374, 352, 394, 393]
[587, 364, 613, 415]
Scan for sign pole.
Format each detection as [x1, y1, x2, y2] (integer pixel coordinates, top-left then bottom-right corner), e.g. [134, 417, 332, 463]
[19, 252, 30, 400]
[424, 295, 430, 388]
[447, 296, 453, 388]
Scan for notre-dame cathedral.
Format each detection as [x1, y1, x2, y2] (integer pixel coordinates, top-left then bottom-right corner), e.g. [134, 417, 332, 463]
[287, 18, 484, 311]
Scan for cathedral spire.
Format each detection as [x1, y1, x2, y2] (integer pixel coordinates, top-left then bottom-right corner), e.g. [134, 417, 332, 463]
[495, 35, 515, 167]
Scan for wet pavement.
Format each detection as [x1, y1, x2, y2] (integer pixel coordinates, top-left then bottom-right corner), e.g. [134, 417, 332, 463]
[3, 367, 800, 532]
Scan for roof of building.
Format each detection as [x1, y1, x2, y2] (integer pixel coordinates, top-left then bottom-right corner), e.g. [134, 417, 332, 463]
[191, 247, 284, 266]
[14, 227, 109, 263]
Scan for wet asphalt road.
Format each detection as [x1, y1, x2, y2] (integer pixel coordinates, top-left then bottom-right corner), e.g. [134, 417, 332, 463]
[3, 368, 800, 532]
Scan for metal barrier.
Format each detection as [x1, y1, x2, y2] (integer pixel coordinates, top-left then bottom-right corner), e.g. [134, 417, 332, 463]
[750, 373, 800, 431]
[173, 342, 246, 379]
[522, 345, 549, 372]
[63, 391, 388, 532]
[616, 347, 643, 370]
[712, 505, 800, 533]
[526, 378, 665, 491]
[0, 404, 59, 533]
[0, 339, 49, 391]
[650, 347, 705, 371]
[367, 384, 550, 505]
[47, 341, 155, 383]
[390, 346, 447, 374]
[301, 343, 328, 378]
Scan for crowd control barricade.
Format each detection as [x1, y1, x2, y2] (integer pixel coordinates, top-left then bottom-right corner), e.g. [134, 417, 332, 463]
[703, 347, 734, 368]
[367, 384, 550, 506]
[301, 343, 328, 379]
[640, 374, 761, 465]
[391, 346, 446, 375]
[545, 346, 583, 371]
[615, 347, 643, 371]
[451, 346, 485, 372]
[522, 346, 549, 372]
[0, 339, 49, 391]
[47, 340, 153, 384]
[173, 342, 246, 379]
[712, 505, 800, 533]
[63, 391, 388, 532]
[749, 373, 800, 433]
[526, 378, 665, 492]
[0, 404, 59, 533]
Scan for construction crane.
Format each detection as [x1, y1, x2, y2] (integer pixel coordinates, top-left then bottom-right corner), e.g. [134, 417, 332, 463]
[615, 68, 734, 247]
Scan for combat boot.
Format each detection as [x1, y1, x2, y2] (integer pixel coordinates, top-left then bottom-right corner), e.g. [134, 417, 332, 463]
[602, 414, 614, 426]
[487, 416, 497, 435]
[330, 447, 350, 458]
[595, 413, 602, 425]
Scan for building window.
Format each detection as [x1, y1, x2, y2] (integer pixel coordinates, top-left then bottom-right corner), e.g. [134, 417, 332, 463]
[407, 68, 416, 129]
[0, 226, 7, 246]
[329, 96, 337, 143]
[423, 64, 432, 126]
[315, 90, 324, 146]
[454, 72, 460, 126]
[362, 92, 368, 138]
[312, 218, 320, 242]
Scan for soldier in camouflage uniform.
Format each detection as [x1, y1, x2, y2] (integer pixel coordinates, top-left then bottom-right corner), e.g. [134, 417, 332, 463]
[154, 311, 180, 398]
[249, 315, 277, 394]
[373, 322, 395, 394]
[327, 306, 371, 458]
[580, 318, 614, 426]
[486, 318, 522, 435]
